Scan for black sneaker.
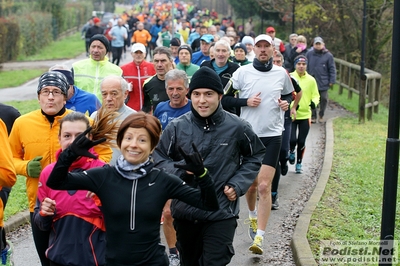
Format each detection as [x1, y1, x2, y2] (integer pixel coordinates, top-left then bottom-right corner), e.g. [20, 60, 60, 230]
[281, 162, 288, 176]
[271, 195, 279, 210]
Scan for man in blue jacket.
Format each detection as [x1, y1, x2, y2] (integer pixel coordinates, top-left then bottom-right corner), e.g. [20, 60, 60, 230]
[306, 37, 336, 123]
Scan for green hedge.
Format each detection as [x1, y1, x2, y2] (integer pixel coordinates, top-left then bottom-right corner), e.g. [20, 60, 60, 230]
[9, 12, 53, 57]
[0, 18, 20, 63]
[0, 1, 93, 61]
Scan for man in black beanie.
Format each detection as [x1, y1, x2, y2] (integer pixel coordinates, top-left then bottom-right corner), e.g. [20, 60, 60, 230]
[72, 34, 122, 100]
[153, 67, 265, 266]
[176, 44, 199, 82]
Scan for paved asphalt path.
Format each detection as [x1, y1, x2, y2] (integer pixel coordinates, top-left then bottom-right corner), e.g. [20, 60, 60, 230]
[2, 53, 336, 265]
[0, 52, 133, 103]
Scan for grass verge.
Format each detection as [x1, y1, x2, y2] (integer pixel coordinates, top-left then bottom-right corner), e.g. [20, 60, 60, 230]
[0, 69, 47, 89]
[0, 32, 84, 88]
[307, 86, 400, 262]
[17, 32, 85, 61]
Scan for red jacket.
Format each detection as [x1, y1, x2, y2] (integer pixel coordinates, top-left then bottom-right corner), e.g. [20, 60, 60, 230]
[121, 61, 156, 111]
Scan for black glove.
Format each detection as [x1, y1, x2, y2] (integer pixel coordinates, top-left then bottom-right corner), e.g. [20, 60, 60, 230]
[174, 143, 207, 177]
[309, 101, 316, 109]
[69, 127, 106, 159]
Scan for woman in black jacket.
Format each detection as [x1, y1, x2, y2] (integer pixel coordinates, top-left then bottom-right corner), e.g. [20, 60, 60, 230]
[46, 112, 219, 266]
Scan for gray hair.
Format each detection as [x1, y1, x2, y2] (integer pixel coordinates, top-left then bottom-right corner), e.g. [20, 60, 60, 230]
[275, 51, 284, 61]
[214, 40, 231, 54]
[101, 75, 130, 93]
[165, 69, 189, 88]
[289, 33, 298, 39]
[49, 64, 69, 71]
[153, 46, 173, 61]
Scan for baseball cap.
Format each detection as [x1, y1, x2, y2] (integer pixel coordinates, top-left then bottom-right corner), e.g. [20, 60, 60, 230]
[314, 36, 324, 44]
[266, 26, 275, 33]
[131, 43, 146, 53]
[254, 34, 273, 45]
[200, 34, 214, 44]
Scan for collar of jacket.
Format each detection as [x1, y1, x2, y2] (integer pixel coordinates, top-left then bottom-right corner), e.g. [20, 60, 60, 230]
[90, 56, 111, 66]
[190, 103, 225, 131]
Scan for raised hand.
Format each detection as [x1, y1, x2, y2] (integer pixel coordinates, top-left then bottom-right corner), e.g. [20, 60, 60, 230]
[69, 127, 106, 159]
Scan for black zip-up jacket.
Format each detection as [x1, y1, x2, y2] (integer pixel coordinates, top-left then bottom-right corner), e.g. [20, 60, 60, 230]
[47, 148, 219, 265]
[153, 104, 266, 222]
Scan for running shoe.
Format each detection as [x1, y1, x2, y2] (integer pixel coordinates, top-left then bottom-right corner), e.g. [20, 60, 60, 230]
[244, 217, 257, 240]
[249, 235, 263, 255]
[295, 163, 302, 174]
[289, 152, 295, 165]
[271, 194, 279, 210]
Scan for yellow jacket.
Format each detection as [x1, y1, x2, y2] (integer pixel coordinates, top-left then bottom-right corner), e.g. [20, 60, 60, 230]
[8, 109, 112, 212]
[72, 57, 122, 100]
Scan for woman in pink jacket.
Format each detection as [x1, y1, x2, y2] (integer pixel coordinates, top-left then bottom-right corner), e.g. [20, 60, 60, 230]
[33, 110, 118, 266]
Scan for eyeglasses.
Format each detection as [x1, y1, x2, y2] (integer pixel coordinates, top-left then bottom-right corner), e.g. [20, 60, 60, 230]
[40, 89, 64, 96]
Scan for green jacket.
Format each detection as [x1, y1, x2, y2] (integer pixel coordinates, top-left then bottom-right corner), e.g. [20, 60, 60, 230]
[160, 32, 182, 47]
[72, 56, 122, 100]
[176, 63, 200, 82]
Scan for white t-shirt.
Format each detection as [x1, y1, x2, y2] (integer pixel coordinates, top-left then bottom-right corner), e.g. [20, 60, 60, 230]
[231, 64, 293, 137]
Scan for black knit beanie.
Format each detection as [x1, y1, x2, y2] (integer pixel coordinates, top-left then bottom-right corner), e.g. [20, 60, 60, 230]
[233, 42, 248, 55]
[189, 67, 223, 95]
[37, 71, 69, 95]
[178, 44, 193, 59]
[90, 34, 110, 52]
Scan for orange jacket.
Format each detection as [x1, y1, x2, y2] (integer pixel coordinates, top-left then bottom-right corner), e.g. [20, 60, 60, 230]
[0, 119, 16, 188]
[9, 109, 112, 212]
[132, 29, 152, 46]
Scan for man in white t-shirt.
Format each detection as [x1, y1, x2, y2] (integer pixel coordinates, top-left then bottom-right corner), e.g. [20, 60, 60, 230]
[224, 34, 294, 255]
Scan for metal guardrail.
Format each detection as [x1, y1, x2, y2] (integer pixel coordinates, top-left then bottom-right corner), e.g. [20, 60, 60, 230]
[334, 58, 382, 122]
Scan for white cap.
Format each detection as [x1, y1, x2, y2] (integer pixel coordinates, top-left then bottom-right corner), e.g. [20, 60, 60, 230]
[131, 43, 146, 54]
[254, 34, 273, 45]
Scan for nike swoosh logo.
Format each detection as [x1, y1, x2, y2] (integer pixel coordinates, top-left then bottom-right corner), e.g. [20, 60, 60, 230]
[149, 182, 155, 186]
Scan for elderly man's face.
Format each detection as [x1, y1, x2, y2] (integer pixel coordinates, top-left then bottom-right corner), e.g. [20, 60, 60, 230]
[214, 43, 230, 66]
[132, 51, 145, 65]
[38, 86, 66, 115]
[166, 79, 188, 108]
[101, 78, 128, 110]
